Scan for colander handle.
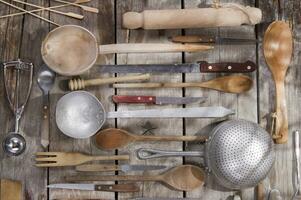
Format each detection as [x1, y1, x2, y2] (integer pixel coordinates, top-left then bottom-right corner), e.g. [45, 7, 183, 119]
[137, 148, 203, 160]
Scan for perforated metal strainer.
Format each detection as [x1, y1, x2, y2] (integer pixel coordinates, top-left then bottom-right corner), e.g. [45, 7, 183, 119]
[137, 119, 275, 190]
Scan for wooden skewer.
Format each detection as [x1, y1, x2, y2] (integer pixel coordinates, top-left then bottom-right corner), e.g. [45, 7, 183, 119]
[0, 0, 90, 19]
[0, 0, 60, 26]
[11, 0, 84, 20]
[53, 0, 99, 13]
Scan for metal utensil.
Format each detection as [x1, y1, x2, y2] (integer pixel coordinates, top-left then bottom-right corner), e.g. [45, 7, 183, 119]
[0, 0, 59, 26]
[112, 95, 206, 105]
[292, 130, 301, 200]
[0, 0, 90, 19]
[66, 165, 205, 191]
[113, 75, 253, 94]
[95, 128, 207, 150]
[2, 60, 33, 156]
[95, 61, 256, 73]
[41, 25, 212, 76]
[56, 91, 234, 139]
[47, 183, 139, 192]
[37, 64, 55, 149]
[35, 152, 129, 167]
[11, 0, 84, 19]
[263, 21, 293, 143]
[137, 119, 275, 190]
[76, 164, 166, 172]
[171, 35, 259, 44]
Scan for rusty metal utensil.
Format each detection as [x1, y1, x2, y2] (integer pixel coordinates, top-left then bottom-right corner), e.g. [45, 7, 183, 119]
[263, 21, 293, 143]
[2, 60, 33, 156]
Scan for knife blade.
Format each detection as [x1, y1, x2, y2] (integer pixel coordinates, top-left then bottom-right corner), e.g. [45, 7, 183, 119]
[112, 95, 206, 105]
[171, 35, 259, 44]
[96, 61, 256, 74]
[76, 164, 167, 172]
[107, 107, 235, 118]
[47, 183, 139, 192]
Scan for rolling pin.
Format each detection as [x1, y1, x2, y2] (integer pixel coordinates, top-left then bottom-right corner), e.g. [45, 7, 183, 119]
[123, 4, 262, 29]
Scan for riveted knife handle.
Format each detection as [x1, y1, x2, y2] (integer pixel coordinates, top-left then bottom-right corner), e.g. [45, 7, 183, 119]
[94, 184, 139, 192]
[171, 35, 215, 43]
[112, 95, 156, 104]
[199, 61, 256, 73]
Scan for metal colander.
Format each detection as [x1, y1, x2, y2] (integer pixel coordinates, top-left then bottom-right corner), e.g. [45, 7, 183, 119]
[137, 119, 275, 190]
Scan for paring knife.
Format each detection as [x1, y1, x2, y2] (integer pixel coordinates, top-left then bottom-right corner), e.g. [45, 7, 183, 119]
[96, 61, 256, 74]
[76, 164, 167, 172]
[171, 35, 259, 44]
[47, 183, 139, 192]
[112, 95, 206, 105]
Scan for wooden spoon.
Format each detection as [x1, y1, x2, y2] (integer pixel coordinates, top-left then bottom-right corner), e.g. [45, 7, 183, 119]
[113, 75, 253, 94]
[263, 21, 293, 144]
[66, 165, 205, 191]
[95, 128, 207, 150]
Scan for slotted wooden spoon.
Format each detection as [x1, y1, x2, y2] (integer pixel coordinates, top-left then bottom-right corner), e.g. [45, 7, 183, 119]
[95, 128, 207, 150]
[66, 165, 205, 191]
[113, 75, 253, 94]
[263, 21, 293, 143]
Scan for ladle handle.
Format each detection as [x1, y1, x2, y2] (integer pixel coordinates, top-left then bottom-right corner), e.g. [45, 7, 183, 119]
[137, 148, 203, 160]
[99, 43, 213, 54]
[274, 82, 288, 143]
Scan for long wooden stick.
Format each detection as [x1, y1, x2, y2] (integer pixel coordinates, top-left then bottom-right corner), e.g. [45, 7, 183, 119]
[11, 0, 84, 19]
[53, 0, 99, 13]
[0, 0, 60, 26]
[0, 0, 89, 19]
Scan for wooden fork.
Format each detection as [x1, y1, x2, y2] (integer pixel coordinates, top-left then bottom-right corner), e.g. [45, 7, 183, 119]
[35, 152, 130, 167]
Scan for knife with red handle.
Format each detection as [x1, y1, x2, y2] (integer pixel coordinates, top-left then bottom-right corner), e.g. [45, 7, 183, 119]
[97, 61, 256, 73]
[112, 95, 206, 105]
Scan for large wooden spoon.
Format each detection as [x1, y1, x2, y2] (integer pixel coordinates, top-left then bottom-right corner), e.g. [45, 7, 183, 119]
[113, 75, 253, 94]
[263, 21, 293, 143]
[95, 128, 207, 150]
[66, 165, 205, 191]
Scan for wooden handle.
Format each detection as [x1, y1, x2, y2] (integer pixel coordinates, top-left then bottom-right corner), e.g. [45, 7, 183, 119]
[112, 95, 156, 104]
[66, 174, 160, 182]
[94, 184, 139, 192]
[99, 43, 213, 54]
[135, 135, 207, 142]
[68, 74, 151, 90]
[53, 0, 99, 13]
[90, 155, 130, 161]
[123, 7, 262, 29]
[76, 164, 119, 172]
[171, 35, 216, 43]
[274, 81, 288, 143]
[199, 61, 256, 73]
[41, 95, 50, 149]
[256, 182, 265, 200]
[113, 82, 202, 89]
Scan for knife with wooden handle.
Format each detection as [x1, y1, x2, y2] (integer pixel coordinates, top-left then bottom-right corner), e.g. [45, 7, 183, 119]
[96, 61, 256, 74]
[171, 35, 259, 44]
[48, 183, 139, 192]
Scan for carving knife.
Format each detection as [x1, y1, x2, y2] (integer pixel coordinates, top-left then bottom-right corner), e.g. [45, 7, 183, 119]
[171, 35, 259, 44]
[96, 61, 256, 74]
[76, 164, 167, 172]
[47, 183, 139, 192]
[112, 95, 206, 105]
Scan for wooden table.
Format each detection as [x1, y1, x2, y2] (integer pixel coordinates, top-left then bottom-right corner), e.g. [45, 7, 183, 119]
[0, 0, 299, 199]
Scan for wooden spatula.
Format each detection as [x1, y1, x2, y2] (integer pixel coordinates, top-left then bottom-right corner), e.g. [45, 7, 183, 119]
[0, 179, 22, 200]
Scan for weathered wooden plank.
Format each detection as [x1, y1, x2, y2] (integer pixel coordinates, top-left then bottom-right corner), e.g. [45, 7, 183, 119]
[184, 0, 257, 199]
[258, 0, 300, 199]
[48, 1, 116, 199]
[116, 0, 183, 199]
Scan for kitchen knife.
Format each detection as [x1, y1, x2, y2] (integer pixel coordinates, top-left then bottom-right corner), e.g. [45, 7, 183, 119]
[112, 95, 206, 105]
[76, 164, 167, 172]
[107, 107, 235, 118]
[47, 183, 139, 192]
[171, 35, 259, 44]
[96, 61, 256, 74]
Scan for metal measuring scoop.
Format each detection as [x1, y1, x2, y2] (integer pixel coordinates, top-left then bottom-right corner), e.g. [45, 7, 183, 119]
[2, 59, 33, 156]
[37, 64, 55, 149]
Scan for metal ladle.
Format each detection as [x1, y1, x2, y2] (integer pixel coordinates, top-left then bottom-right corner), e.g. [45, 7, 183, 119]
[2, 60, 33, 156]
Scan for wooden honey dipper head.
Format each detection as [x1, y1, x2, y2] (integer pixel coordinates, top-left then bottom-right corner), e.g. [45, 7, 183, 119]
[69, 78, 85, 91]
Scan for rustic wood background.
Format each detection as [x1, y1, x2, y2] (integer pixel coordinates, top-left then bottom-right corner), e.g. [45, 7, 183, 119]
[0, 0, 300, 199]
